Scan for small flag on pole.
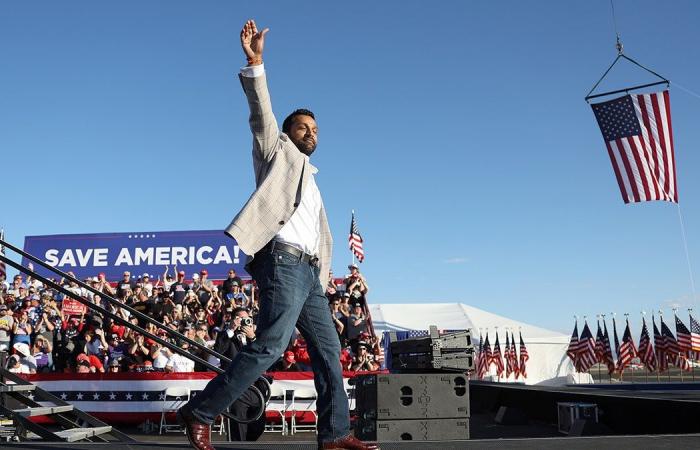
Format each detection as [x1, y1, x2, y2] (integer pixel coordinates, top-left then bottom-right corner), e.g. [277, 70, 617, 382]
[576, 321, 597, 373]
[349, 211, 364, 263]
[518, 331, 529, 379]
[591, 90, 678, 204]
[601, 320, 616, 374]
[492, 332, 504, 377]
[510, 331, 520, 379]
[638, 317, 657, 372]
[689, 312, 700, 354]
[566, 321, 580, 371]
[617, 319, 637, 373]
[653, 316, 668, 372]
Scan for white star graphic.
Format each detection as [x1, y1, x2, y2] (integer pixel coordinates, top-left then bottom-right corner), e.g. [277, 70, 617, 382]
[152, 234, 156, 238]
[142, 392, 149, 400]
[146, 234, 150, 238]
[76, 393, 83, 400]
[109, 392, 117, 400]
[27, 393, 34, 400]
[159, 393, 166, 400]
[126, 393, 132, 400]
[140, 234, 144, 238]
[60, 393, 68, 400]
[93, 393, 100, 400]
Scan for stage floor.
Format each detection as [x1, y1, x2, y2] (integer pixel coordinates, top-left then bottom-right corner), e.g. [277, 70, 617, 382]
[3, 434, 700, 450]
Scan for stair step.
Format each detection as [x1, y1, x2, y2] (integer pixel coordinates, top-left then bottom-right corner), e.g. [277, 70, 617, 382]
[0, 383, 35, 392]
[55, 426, 112, 442]
[13, 405, 75, 417]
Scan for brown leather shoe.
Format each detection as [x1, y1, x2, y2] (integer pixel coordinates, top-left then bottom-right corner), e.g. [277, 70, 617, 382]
[177, 407, 215, 450]
[320, 434, 380, 450]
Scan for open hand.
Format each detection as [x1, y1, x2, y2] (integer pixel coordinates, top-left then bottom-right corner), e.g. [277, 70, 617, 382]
[240, 19, 268, 65]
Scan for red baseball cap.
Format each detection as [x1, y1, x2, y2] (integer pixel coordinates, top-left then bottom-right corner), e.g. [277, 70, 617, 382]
[284, 351, 295, 363]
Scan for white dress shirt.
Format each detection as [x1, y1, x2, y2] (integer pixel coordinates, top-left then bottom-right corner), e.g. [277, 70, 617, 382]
[240, 63, 322, 255]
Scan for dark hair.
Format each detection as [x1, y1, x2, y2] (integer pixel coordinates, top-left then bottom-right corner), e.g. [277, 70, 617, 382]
[282, 109, 315, 134]
[232, 307, 247, 317]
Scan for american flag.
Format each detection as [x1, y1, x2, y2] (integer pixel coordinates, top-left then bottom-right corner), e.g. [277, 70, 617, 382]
[518, 331, 529, 379]
[591, 90, 678, 204]
[476, 332, 484, 379]
[566, 321, 580, 371]
[653, 317, 668, 372]
[510, 331, 520, 379]
[661, 315, 690, 371]
[504, 332, 512, 378]
[601, 320, 616, 374]
[595, 321, 606, 363]
[576, 322, 597, 372]
[348, 212, 364, 263]
[481, 333, 493, 379]
[492, 332, 505, 377]
[689, 312, 700, 354]
[675, 314, 692, 355]
[617, 319, 637, 373]
[0, 229, 5, 282]
[612, 316, 621, 357]
[637, 318, 657, 372]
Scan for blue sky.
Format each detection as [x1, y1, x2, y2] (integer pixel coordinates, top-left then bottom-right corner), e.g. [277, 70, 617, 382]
[3, 1, 700, 334]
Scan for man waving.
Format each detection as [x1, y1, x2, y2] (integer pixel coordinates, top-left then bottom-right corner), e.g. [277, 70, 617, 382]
[177, 20, 379, 450]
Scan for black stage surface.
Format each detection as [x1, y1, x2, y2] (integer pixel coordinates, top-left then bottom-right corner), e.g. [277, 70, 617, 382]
[3, 434, 700, 450]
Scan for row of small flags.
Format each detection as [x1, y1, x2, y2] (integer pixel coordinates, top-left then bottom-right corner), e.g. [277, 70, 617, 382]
[567, 311, 700, 374]
[475, 330, 529, 380]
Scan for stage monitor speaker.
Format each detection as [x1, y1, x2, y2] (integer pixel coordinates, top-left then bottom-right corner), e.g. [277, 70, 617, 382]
[494, 406, 528, 425]
[353, 373, 469, 420]
[355, 418, 470, 441]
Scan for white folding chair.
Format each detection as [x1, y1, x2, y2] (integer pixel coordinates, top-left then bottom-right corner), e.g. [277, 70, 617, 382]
[159, 386, 191, 434]
[264, 384, 290, 435]
[290, 387, 318, 434]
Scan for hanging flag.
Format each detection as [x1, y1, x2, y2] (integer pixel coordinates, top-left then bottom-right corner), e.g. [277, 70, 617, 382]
[504, 332, 512, 378]
[653, 316, 668, 372]
[601, 320, 616, 374]
[566, 321, 580, 371]
[518, 331, 529, 379]
[576, 322, 597, 373]
[591, 90, 678, 204]
[637, 318, 657, 372]
[617, 319, 637, 373]
[348, 212, 364, 263]
[510, 331, 520, 379]
[0, 229, 6, 282]
[492, 332, 505, 377]
[661, 315, 690, 371]
[689, 312, 700, 355]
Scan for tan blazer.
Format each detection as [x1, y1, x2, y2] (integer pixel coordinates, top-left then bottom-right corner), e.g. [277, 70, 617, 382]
[224, 73, 332, 289]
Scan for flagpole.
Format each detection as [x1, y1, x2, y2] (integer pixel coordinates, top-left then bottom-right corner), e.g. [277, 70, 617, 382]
[596, 314, 602, 383]
[690, 308, 696, 381]
[351, 210, 355, 267]
[641, 311, 648, 384]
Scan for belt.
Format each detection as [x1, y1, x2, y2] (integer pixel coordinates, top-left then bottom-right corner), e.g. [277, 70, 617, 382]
[261, 241, 319, 267]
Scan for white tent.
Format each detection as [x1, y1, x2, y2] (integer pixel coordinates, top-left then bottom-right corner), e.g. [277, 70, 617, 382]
[369, 303, 581, 385]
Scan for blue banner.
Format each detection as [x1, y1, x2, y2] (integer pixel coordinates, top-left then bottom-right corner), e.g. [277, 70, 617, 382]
[22, 230, 249, 282]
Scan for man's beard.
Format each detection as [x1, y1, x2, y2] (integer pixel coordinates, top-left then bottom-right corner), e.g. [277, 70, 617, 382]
[293, 137, 317, 156]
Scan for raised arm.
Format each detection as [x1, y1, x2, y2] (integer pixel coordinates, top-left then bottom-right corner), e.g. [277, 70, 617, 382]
[239, 19, 280, 164]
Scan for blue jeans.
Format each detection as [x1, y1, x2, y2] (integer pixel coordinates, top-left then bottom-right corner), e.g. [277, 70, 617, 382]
[184, 245, 350, 444]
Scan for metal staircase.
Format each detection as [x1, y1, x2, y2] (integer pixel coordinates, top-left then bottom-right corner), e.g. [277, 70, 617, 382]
[0, 362, 134, 443]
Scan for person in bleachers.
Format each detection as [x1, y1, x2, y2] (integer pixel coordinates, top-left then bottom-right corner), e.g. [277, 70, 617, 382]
[270, 350, 299, 371]
[351, 342, 378, 372]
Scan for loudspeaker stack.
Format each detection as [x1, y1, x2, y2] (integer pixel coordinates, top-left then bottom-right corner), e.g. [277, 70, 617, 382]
[352, 373, 470, 441]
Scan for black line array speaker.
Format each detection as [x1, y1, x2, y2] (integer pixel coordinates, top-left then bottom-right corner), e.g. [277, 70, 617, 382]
[355, 418, 470, 441]
[352, 373, 470, 441]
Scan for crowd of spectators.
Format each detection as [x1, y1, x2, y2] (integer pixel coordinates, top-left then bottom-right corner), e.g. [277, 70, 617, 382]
[0, 263, 382, 375]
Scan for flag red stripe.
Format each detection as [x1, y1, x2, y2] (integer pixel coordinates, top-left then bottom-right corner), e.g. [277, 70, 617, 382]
[649, 93, 671, 197]
[615, 138, 642, 202]
[663, 91, 678, 202]
[635, 94, 663, 200]
[627, 136, 652, 201]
